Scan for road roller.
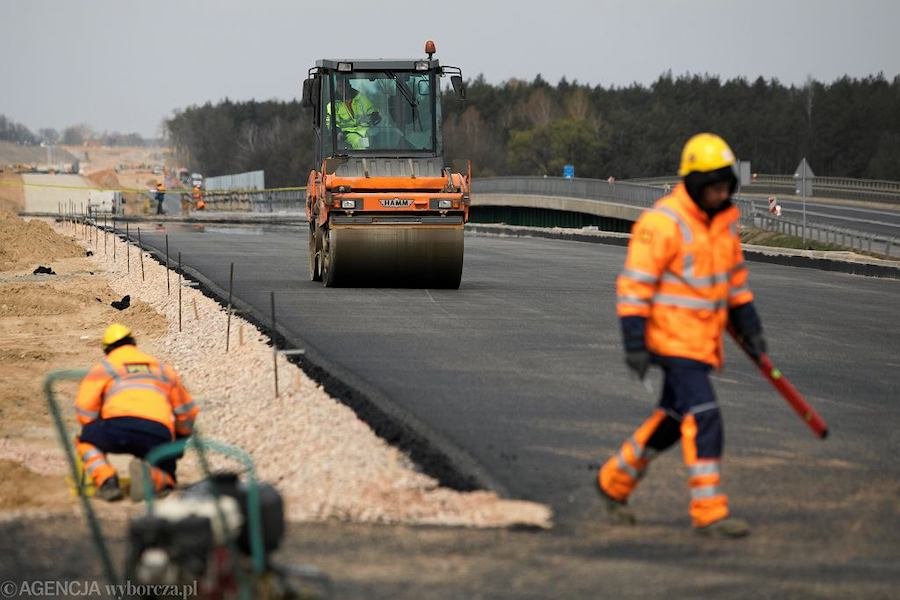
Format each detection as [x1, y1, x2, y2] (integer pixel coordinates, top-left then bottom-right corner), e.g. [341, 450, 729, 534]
[301, 41, 470, 288]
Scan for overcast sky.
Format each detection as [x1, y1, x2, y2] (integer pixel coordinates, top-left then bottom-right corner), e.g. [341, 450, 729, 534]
[3, 0, 899, 138]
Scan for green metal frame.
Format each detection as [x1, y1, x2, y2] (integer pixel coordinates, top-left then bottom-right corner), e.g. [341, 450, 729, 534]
[44, 369, 118, 586]
[44, 369, 268, 597]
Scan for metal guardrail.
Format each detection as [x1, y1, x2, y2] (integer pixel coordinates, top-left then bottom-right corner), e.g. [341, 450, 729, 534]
[205, 170, 266, 192]
[748, 202, 895, 258]
[203, 189, 305, 212]
[754, 174, 900, 194]
[629, 173, 900, 203]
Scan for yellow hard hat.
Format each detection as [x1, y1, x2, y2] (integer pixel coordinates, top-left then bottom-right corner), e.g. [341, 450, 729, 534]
[678, 133, 736, 177]
[102, 323, 133, 349]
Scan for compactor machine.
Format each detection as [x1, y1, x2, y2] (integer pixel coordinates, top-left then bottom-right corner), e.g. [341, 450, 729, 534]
[301, 41, 469, 288]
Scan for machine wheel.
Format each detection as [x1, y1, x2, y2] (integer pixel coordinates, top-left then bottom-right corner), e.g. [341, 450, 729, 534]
[308, 223, 322, 282]
[321, 227, 336, 287]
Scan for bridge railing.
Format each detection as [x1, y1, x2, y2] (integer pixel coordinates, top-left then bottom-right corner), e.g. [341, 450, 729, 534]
[473, 176, 665, 208]
[473, 176, 762, 225]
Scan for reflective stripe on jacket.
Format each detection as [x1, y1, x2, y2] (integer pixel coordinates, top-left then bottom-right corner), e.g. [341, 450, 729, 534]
[617, 183, 753, 367]
[326, 93, 377, 140]
[74, 345, 198, 436]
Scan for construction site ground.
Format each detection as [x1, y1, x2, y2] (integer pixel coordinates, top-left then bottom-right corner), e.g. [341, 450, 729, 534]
[1, 186, 898, 597]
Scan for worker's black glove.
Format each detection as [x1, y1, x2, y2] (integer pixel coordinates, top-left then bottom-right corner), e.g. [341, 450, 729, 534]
[729, 302, 767, 359]
[625, 350, 651, 380]
[742, 332, 767, 359]
[620, 316, 650, 379]
[369, 111, 382, 126]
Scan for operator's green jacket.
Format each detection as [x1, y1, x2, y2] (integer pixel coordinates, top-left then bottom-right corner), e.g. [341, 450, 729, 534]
[326, 94, 378, 149]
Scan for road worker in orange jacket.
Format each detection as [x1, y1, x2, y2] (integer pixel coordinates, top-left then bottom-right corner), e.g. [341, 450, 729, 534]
[155, 182, 166, 215]
[192, 184, 205, 210]
[75, 323, 198, 501]
[596, 133, 767, 538]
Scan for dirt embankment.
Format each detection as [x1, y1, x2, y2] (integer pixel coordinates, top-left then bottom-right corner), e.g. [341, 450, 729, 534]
[0, 172, 25, 213]
[0, 141, 77, 169]
[65, 144, 171, 194]
[0, 213, 552, 528]
[0, 212, 168, 516]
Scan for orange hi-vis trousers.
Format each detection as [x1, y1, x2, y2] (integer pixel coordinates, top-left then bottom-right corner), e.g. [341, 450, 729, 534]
[76, 417, 179, 492]
[598, 361, 729, 527]
[76, 441, 175, 491]
[76, 440, 117, 487]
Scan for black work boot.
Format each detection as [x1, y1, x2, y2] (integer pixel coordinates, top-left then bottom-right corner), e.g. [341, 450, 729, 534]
[597, 486, 636, 525]
[695, 517, 750, 538]
[96, 475, 123, 502]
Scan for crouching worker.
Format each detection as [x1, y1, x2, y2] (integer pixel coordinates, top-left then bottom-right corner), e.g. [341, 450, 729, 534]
[74, 323, 199, 502]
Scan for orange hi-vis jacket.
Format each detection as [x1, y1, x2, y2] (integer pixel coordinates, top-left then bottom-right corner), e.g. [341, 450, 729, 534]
[75, 345, 198, 437]
[617, 183, 754, 368]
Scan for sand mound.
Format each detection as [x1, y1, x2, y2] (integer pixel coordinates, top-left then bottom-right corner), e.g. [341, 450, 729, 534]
[0, 213, 84, 271]
[86, 169, 121, 190]
[0, 283, 88, 317]
[0, 459, 69, 510]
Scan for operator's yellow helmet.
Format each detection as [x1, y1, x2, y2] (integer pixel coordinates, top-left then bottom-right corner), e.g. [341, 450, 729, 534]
[678, 133, 736, 177]
[101, 323, 133, 350]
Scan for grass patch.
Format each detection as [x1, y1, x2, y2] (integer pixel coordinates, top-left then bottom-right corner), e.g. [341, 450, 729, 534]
[740, 228, 845, 251]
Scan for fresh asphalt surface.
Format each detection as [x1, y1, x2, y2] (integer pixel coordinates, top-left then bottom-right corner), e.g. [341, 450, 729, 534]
[130, 224, 899, 527]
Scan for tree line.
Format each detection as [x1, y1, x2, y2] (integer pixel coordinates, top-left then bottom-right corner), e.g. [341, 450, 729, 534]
[0, 115, 149, 147]
[164, 72, 900, 187]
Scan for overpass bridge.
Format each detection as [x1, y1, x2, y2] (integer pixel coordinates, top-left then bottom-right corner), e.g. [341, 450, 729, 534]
[468, 176, 900, 258]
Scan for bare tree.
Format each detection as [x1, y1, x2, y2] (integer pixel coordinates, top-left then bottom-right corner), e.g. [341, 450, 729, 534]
[521, 88, 555, 127]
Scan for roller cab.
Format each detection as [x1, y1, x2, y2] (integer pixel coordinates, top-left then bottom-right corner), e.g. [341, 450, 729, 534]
[301, 42, 469, 288]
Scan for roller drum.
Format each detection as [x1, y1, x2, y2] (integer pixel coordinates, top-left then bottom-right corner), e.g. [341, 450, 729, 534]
[323, 223, 463, 288]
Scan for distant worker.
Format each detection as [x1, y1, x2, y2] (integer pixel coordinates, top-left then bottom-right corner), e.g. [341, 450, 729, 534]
[74, 323, 199, 501]
[155, 182, 166, 215]
[326, 77, 382, 150]
[596, 133, 767, 538]
[193, 184, 205, 210]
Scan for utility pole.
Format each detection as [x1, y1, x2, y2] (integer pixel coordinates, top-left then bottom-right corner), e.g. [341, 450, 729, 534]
[794, 158, 814, 248]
